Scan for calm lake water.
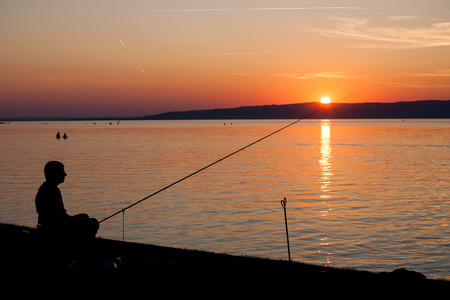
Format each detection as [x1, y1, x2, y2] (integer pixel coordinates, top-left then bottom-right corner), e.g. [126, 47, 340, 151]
[1, 119, 449, 279]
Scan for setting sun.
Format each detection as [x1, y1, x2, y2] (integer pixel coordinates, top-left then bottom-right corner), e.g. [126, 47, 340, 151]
[320, 97, 331, 104]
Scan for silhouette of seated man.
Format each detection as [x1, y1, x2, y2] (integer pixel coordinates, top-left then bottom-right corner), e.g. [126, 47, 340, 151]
[35, 161, 99, 253]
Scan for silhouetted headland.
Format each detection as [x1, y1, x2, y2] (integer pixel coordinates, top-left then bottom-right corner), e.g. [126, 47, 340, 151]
[142, 100, 450, 120]
[1, 100, 448, 122]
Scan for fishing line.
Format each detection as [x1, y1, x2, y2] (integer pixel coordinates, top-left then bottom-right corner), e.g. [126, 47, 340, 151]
[99, 93, 355, 223]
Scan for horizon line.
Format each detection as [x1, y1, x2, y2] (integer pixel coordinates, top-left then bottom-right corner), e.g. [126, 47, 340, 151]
[145, 6, 383, 13]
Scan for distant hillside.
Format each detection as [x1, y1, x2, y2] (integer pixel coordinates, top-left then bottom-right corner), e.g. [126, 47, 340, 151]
[142, 100, 450, 120]
[2, 100, 448, 121]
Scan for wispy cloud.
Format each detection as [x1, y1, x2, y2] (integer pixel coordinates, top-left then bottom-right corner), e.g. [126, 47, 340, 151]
[230, 71, 356, 79]
[313, 17, 450, 49]
[412, 69, 450, 77]
[373, 80, 450, 89]
[138, 64, 149, 76]
[210, 50, 272, 56]
[146, 7, 377, 13]
[266, 73, 309, 80]
[119, 39, 127, 49]
[25, 65, 46, 73]
[187, 50, 272, 58]
[372, 70, 450, 88]
[309, 71, 356, 78]
[272, 71, 356, 79]
[388, 16, 419, 21]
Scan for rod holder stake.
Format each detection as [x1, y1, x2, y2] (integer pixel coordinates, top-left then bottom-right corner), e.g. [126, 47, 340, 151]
[281, 197, 291, 262]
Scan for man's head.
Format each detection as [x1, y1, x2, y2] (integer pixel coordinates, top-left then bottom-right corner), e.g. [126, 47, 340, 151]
[44, 161, 67, 185]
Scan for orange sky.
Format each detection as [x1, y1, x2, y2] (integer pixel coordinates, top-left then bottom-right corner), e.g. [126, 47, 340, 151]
[1, 0, 449, 118]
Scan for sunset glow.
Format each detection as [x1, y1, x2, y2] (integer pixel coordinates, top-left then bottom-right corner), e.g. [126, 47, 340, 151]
[0, 1, 449, 118]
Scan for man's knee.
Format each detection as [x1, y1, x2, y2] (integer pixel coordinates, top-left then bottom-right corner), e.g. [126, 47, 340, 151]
[87, 218, 99, 235]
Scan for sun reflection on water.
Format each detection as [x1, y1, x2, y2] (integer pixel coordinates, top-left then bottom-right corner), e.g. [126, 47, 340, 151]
[320, 121, 332, 202]
[319, 120, 333, 265]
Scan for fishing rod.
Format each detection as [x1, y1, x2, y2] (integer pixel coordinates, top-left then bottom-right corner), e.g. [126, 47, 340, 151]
[99, 93, 355, 223]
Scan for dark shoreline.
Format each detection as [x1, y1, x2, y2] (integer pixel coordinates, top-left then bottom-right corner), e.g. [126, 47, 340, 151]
[141, 100, 450, 120]
[1, 223, 449, 298]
